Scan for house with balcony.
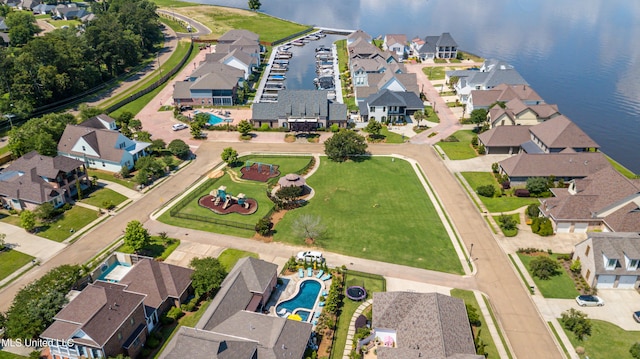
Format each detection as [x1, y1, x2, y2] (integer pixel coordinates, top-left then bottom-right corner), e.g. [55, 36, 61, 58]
[447, 59, 528, 104]
[411, 32, 458, 60]
[467, 83, 544, 113]
[383, 34, 407, 59]
[57, 116, 150, 173]
[347, 29, 372, 45]
[0, 151, 88, 211]
[360, 89, 423, 123]
[573, 232, 640, 289]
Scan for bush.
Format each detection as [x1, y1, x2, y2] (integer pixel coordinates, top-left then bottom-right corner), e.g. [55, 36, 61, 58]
[526, 203, 540, 218]
[529, 256, 560, 280]
[476, 185, 496, 198]
[181, 297, 198, 312]
[120, 166, 130, 179]
[514, 189, 530, 197]
[102, 200, 115, 210]
[166, 306, 184, 321]
[570, 259, 582, 274]
[531, 217, 554, 236]
[497, 214, 517, 231]
[561, 308, 592, 341]
[491, 162, 499, 173]
[471, 135, 478, 147]
[159, 313, 174, 325]
[168, 139, 191, 159]
[441, 135, 459, 142]
[630, 342, 640, 359]
[526, 177, 549, 196]
[466, 304, 482, 327]
[330, 124, 340, 132]
[477, 144, 486, 154]
[255, 217, 272, 236]
[145, 335, 161, 349]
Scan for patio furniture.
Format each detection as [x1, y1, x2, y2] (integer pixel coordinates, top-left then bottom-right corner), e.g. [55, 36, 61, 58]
[277, 308, 288, 317]
[314, 312, 321, 318]
[318, 301, 325, 307]
[321, 290, 328, 296]
[321, 274, 332, 281]
[307, 267, 313, 277]
[315, 270, 324, 278]
[298, 268, 304, 278]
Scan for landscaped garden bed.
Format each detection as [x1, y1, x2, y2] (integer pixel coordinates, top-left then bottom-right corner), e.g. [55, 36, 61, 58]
[517, 249, 580, 299]
[562, 319, 640, 359]
[438, 130, 479, 160]
[461, 171, 539, 213]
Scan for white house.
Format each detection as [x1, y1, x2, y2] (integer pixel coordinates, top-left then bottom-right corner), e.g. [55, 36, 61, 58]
[383, 34, 407, 59]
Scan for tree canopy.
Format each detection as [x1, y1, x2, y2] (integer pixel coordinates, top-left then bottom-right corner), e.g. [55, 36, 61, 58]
[167, 139, 190, 159]
[221, 147, 238, 165]
[123, 220, 150, 253]
[248, 0, 261, 11]
[8, 113, 76, 157]
[324, 130, 368, 162]
[189, 257, 227, 298]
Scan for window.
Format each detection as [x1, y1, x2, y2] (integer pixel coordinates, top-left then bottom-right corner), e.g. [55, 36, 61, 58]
[102, 162, 105, 167]
[369, 106, 375, 112]
[82, 146, 86, 151]
[607, 258, 617, 269]
[585, 269, 591, 280]
[130, 317, 135, 326]
[585, 245, 590, 256]
[629, 259, 639, 270]
[117, 332, 123, 341]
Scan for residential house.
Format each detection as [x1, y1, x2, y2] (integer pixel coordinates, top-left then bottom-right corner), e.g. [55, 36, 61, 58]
[54, 4, 88, 20]
[42, 256, 193, 359]
[41, 282, 149, 359]
[251, 90, 347, 130]
[447, 59, 528, 104]
[0, 151, 88, 211]
[159, 257, 312, 359]
[347, 29, 372, 45]
[32, 3, 56, 14]
[467, 83, 544, 113]
[0, 16, 7, 32]
[383, 34, 407, 59]
[488, 99, 560, 128]
[573, 232, 640, 288]
[412, 32, 458, 60]
[2, 0, 19, 7]
[498, 152, 611, 185]
[540, 166, 640, 233]
[372, 292, 482, 359]
[173, 62, 244, 106]
[216, 29, 261, 66]
[477, 125, 533, 155]
[17, 0, 40, 11]
[360, 89, 423, 123]
[0, 32, 8, 47]
[57, 115, 150, 173]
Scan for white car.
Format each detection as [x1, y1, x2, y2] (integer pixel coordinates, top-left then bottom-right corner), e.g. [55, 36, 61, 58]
[575, 295, 604, 307]
[172, 123, 188, 131]
[296, 251, 323, 262]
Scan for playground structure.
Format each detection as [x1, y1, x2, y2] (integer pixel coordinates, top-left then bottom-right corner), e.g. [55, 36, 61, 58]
[198, 185, 258, 215]
[240, 161, 281, 182]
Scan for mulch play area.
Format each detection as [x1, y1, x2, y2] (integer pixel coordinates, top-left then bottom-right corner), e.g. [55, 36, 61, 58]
[198, 195, 258, 215]
[240, 163, 280, 182]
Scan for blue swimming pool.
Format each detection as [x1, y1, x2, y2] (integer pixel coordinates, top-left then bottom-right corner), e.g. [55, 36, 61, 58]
[276, 280, 321, 317]
[208, 113, 224, 125]
[97, 261, 131, 282]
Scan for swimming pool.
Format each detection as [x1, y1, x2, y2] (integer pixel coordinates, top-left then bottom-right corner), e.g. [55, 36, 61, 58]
[208, 113, 224, 125]
[276, 280, 321, 319]
[97, 261, 131, 282]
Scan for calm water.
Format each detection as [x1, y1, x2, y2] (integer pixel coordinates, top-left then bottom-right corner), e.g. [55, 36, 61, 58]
[280, 34, 343, 91]
[198, 0, 640, 173]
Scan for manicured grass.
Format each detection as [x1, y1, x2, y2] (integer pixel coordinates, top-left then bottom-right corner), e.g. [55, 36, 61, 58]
[493, 213, 520, 237]
[562, 319, 640, 359]
[423, 66, 445, 80]
[81, 188, 128, 208]
[88, 169, 137, 190]
[379, 127, 405, 143]
[518, 253, 579, 299]
[458, 50, 484, 63]
[163, 5, 309, 43]
[0, 146, 11, 155]
[151, 0, 197, 8]
[274, 157, 463, 274]
[160, 156, 312, 237]
[461, 172, 539, 213]
[117, 236, 181, 260]
[0, 352, 27, 359]
[37, 206, 99, 242]
[335, 39, 348, 72]
[605, 154, 638, 179]
[450, 289, 499, 359]
[508, 254, 533, 293]
[153, 299, 212, 359]
[0, 249, 34, 281]
[159, 15, 189, 33]
[217, 248, 258, 271]
[45, 19, 81, 28]
[548, 321, 571, 359]
[438, 130, 478, 160]
[331, 271, 385, 359]
[424, 105, 440, 123]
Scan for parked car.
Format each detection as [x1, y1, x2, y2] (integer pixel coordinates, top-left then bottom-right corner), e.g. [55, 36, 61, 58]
[633, 311, 640, 323]
[172, 123, 188, 131]
[575, 295, 604, 307]
[296, 251, 324, 262]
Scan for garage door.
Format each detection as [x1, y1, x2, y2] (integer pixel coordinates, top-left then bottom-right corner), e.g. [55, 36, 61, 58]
[617, 275, 637, 289]
[596, 275, 616, 288]
[574, 223, 589, 233]
[556, 222, 571, 233]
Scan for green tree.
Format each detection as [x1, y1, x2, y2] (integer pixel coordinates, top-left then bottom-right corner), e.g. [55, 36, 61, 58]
[149, 139, 167, 155]
[78, 104, 105, 122]
[526, 177, 549, 196]
[20, 210, 36, 232]
[34, 202, 57, 222]
[276, 186, 303, 201]
[248, 0, 261, 10]
[526, 203, 540, 218]
[476, 185, 495, 198]
[8, 113, 76, 157]
[221, 147, 238, 165]
[190, 121, 203, 139]
[6, 11, 40, 46]
[466, 304, 482, 327]
[529, 256, 560, 280]
[167, 139, 190, 159]
[237, 119, 252, 136]
[0, 233, 6, 251]
[469, 108, 488, 127]
[135, 156, 164, 177]
[123, 220, 150, 253]
[189, 257, 227, 298]
[324, 129, 368, 162]
[292, 215, 325, 244]
[364, 119, 382, 137]
[561, 308, 592, 341]
[255, 218, 272, 236]
[630, 342, 640, 359]
[497, 214, 517, 231]
[413, 110, 426, 127]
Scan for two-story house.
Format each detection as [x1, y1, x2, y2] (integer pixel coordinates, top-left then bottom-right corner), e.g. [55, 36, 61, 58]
[360, 89, 423, 124]
[573, 232, 640, 289]
[57, 115, 150, 173]
[0, 151, 88, 211]
[411, 32, 458, 60]
[383, 34, 407, 59]
[467, 83, 544, 113]
[447, 59, 528, 104]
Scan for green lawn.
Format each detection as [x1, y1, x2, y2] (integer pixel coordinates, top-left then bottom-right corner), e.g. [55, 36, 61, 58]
[335, 39, 348, 72]
[518, 253, 579, 299]
[37, 206, 99, 242]
[151, 0, 197, 7]
[423, 67, 445, 80]
[217, 248, 258, 271]
[331, 271, 385, 359]
[458, 51, 484, 63]
[274, 157, 463, 274]
[379, 127, 405, 143]
[424, 105, 440, 123]
[117, 236, 181, 261]
[605, 154, 638, 179]
[461, 172, 539, 212]
[450, 289, 499, 359]
[45, 19, 81, 28]
[159, 15, 189, 33]
[81, 187, 128, 208]
[438, 130, 478, 160]
[0, 249, 34, 281]
[562, 319, 640, 358]
[88, 169, 137, 190]
[160, 156, 313, 237]
[0, 146, 11, 155]
[493, 213, 520, 237]
[153, 299, 212, 359]
[0, 352, 28, 359]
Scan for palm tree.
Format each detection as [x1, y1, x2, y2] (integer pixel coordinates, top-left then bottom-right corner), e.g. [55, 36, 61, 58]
[413, 110, 426, 127]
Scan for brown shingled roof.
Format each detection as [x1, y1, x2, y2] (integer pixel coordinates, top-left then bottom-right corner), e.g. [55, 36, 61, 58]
[478, 125, 531, 147]
[500, 152, 610, 178]
[529, 115, 600, 149]
[119, 258, 193, 309]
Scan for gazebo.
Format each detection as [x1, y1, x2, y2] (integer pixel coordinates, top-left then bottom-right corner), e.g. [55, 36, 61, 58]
[278, 173, 306, 188]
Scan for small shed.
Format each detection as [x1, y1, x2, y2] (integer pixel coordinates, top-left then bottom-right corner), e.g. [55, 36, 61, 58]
[278, 173, 306, 188]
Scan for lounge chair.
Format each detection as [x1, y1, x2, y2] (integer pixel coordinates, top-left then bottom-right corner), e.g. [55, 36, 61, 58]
[321, 274, 332, 281]
[321, 290, 328, 297]
[313, 319, 318, 325]
[314, 312, 321, 318]
[315, 270, 324, 279]
[298, 268, 304, 278]
[318, 301, 325, 307]
[307, 267, 313, 277]
[277, 308, 287, 316]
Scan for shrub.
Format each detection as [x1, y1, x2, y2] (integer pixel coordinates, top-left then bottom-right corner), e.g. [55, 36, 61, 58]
[477, 144, 486, 154]
[102, 200, 115, 210]
[557, 254, 571, 261]
[526, 203, 540, 218]
[471, 135, 478, 147]
[255, 217, 272, 236]
[476, 185, 496, 198]
[491, 162, 499, 173]
[166, 306, 184, 321]
[330, 124, 340, 132]
[120, 166, 130, 178]
[536, 218, 554, 236]
[181, 298, 198, 312]
[159, 313, 174, 325]
[529, 256, 560, 280]
[466, 304, 482, 327]
[497, 214, 517, 231]
[570, 259, 582, 274]
[514, 189, 530, 197]
[630, 342, 640, 359]
[260, 123, 270, 131]
[561, 308, 592, 341]
[526, 177, 549, 195]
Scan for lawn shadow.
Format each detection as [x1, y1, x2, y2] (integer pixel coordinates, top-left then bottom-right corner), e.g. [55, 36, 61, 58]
[138, 243, 166, 258]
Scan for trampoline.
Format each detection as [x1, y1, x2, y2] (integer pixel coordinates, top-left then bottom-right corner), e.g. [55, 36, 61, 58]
[346, 286, 367, 301]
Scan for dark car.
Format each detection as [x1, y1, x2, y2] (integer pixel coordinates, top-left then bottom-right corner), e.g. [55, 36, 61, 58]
[633, 311, 640, 323]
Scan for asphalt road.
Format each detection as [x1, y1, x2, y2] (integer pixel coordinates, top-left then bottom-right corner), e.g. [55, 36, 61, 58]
[157, 9, 211, 38]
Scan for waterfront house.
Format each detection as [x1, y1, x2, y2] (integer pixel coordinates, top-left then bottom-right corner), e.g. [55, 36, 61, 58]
[411, 32, 458, 60]
[488, 99, 560, 128]
[540, 166, 640, 233]
[173, 61, 244, 106]
[477, 125, 533, 155]
[57, 116, 150, 173]
[383, 34, 407, 58]
[360, 89, 423, 124]
[0, 151, 88, 211]
[0, 16, 8, 32]
[159, 257, 312, 359]
[347, 29, 372, 45]
[573, 232, 640, 288]
[372, 292, 482, 359]
[498, 152, 610, 185]
[467, 83, 544, 113]
[251, 90, 347, 130]
[216, 29, 262, 66]
[447, 59, 528, 104]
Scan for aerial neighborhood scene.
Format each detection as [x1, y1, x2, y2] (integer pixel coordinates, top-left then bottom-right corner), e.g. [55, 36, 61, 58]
[1, 1, 639, 359]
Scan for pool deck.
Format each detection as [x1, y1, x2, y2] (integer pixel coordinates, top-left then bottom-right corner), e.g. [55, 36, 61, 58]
[265, 271, 331, 324]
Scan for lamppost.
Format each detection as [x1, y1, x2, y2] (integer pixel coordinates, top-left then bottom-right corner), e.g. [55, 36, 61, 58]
[468, 243, 474, 265]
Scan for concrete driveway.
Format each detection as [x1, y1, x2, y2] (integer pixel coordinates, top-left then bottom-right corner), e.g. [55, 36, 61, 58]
[0, 222, 65, 261]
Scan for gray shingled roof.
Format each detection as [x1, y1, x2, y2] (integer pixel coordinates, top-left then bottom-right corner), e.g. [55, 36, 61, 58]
[191, 62, 244, 79]
[173, 81, 193, 100]
[159, 327, 257, 359]
[478, 125, 532, 147]
[373, 292, 478, 358]
[191, 72, 239, 90]
[6, 150, 83, 179]
[80, 114, 116, 130]
[218, 29, 259, 43]
[604, 203, 640, 232]
[529, 115, 600, 149]
[577, 233, 640, 275]
[348, 29, 372, 42]
[252, 90, 346, 121]
[499, 152, 611, 179]
[437, 32, 457, 47]
[119, 258, 193, 309]
[366, 89, 423, 109]
[58, 124, 150, 164]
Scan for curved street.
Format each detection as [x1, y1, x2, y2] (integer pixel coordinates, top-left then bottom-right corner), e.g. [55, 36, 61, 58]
[157, 9, 211, 38]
